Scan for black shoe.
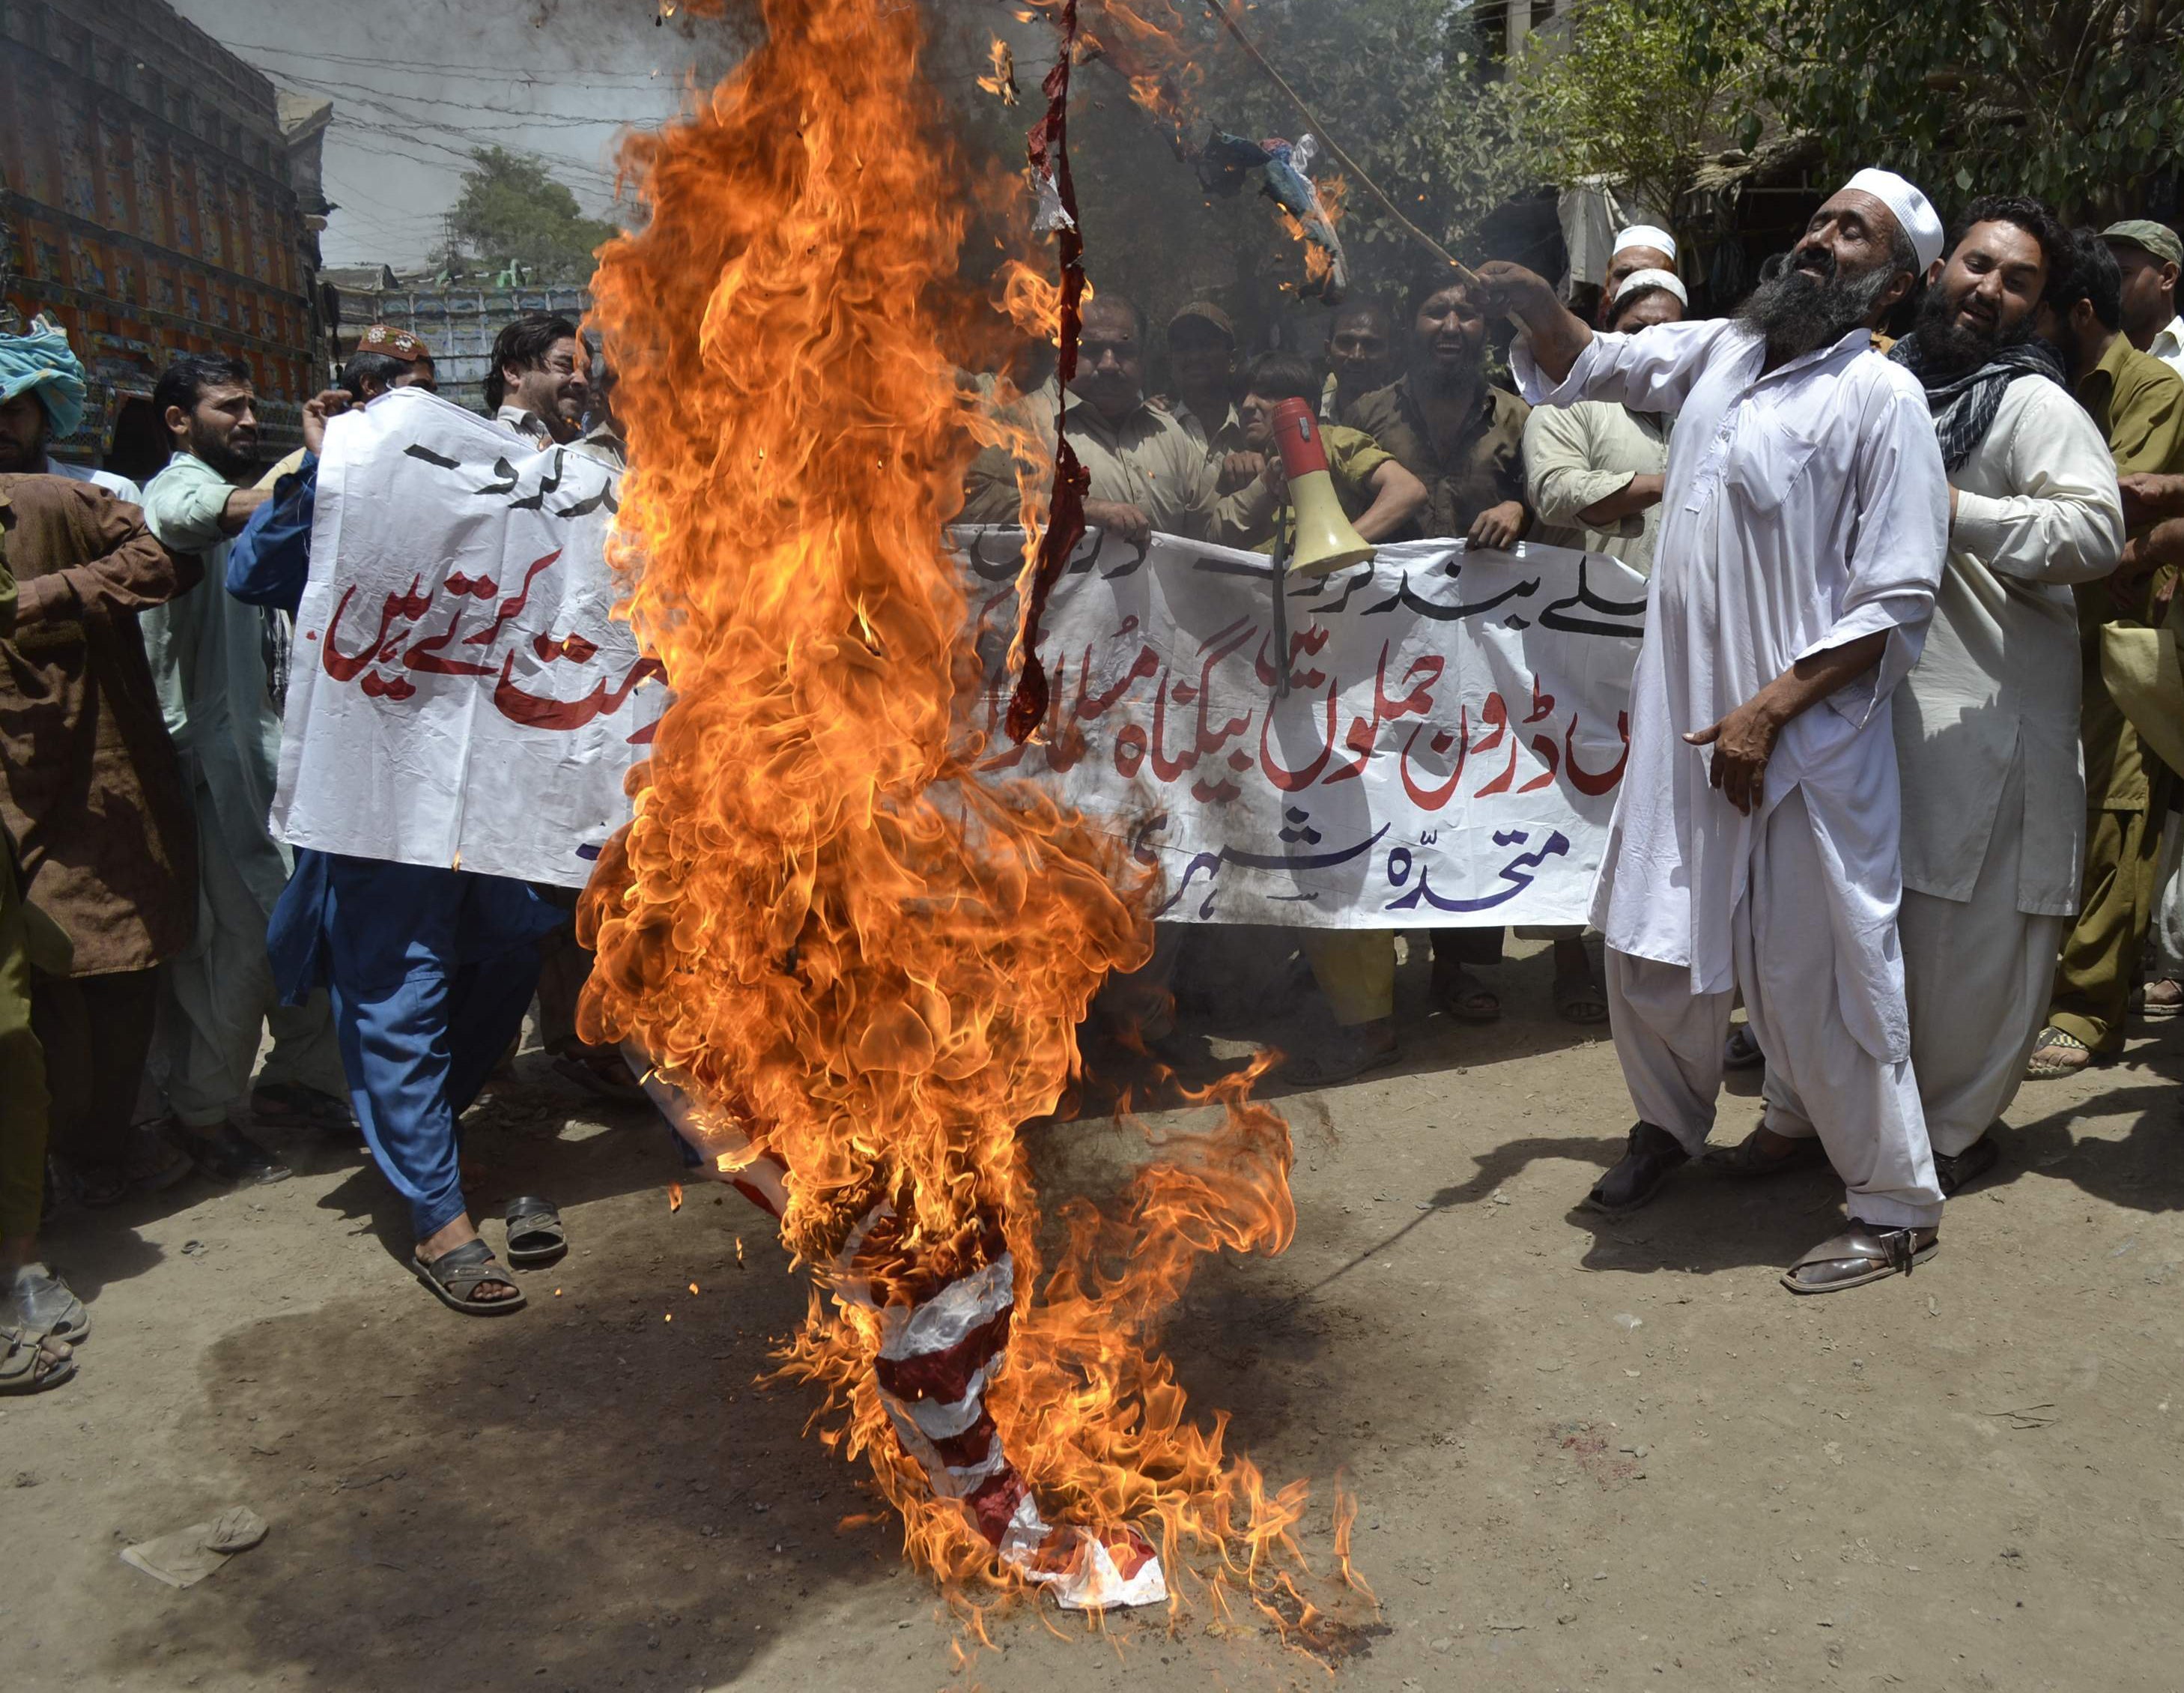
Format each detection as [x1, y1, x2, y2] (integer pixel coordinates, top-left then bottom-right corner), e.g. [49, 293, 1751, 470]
[175, 1122, 292, 1187]
[1585, 1121, 1690, 1215]
[1933, 1133, 1999, 1199]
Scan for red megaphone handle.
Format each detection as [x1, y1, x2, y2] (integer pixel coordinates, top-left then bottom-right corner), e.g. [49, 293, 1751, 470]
[1270, 398, 1329, 479]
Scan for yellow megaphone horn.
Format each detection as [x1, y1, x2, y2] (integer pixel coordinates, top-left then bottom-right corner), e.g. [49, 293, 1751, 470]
[1270, 398, 1376, 579]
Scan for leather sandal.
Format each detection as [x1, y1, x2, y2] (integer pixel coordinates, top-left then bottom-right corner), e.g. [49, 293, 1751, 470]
[1583, 1121, 1689, 1215]
[412, 1239, 527, 1315]
[1702, 1126, 1828, 1178]
[1780, 1223, 1938, 1294]
[503, 1196, 568, 1268]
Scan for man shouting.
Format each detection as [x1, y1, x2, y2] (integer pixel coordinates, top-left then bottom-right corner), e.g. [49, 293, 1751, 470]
[1475, 169, 1953, 1294]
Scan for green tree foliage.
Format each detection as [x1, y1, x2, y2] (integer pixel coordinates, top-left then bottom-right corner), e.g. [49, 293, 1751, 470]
[1762, 0, 2184, 221]
[1514, 0, 1774, 219]
[446, 146, 622, 284]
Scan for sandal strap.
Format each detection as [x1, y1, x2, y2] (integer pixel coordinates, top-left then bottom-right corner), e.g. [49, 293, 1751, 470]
[420, 1239, 516, 1297]
[2033, 1026, 2089, 1053]
[504, 1195, 560, 1225]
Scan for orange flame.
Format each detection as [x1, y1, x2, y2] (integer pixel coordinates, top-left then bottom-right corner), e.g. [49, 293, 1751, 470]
[580, 0, 1356, 1626]
[977, 36, 1020, 106]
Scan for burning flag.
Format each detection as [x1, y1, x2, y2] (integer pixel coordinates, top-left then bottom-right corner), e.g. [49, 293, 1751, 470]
[583, 0, 1346, 1626]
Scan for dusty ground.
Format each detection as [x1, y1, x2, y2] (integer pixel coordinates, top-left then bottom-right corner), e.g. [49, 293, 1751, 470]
[4, 934, 2183, 1693]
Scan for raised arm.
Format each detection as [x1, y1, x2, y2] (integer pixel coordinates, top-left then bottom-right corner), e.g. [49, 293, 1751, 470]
[1471, 261, 1592, 384]
[16, 484, 200, 628]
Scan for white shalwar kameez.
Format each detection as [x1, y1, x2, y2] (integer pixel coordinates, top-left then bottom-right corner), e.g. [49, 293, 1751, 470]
[1767, 375, 2123, 1154]
[1514, 319, 1951, 1228]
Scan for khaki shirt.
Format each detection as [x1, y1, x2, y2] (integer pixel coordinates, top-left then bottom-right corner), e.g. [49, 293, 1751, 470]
[1213, 424, 1394, 554]
[960, 397, 1217, 539]
[1522, 400, 1672, 575]
[1160, 396, 1248, 462]
[2075, 335, 2184, 810]
[1344, 374, 1529, 539]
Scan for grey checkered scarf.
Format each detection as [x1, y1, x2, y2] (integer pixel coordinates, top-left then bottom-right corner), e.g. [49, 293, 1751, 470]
[1887, 333, 2064, 472]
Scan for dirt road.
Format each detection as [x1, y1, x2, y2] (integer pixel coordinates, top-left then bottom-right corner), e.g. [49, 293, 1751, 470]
[5, 938, 2181, 1692]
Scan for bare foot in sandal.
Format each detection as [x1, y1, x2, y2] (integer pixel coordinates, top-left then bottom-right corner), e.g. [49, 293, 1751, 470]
[2025, 1025, 2093, 1079]
[413, 1217, 524, 1315]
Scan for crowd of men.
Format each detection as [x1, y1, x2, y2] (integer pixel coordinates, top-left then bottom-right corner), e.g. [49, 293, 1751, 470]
[2, 180, 2183, 1388]
[963, 184, 2184, 1291]
[0, 312, 615, 1387]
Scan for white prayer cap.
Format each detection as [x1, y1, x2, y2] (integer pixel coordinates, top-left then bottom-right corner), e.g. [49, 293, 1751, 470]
[1842, 169, 1944, 271]
[1613, 267, 1688, 308]
[1612, 224, 1677, 261]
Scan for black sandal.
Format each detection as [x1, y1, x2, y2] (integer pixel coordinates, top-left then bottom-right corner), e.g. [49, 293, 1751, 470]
[412, 1239, 527, 1315]
[503, 1196, 567, 1268]
[1702, 1126, 1829, 1178]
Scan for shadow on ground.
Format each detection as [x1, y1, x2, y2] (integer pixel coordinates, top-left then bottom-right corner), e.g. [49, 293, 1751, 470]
[100, 1183, 916, 1692]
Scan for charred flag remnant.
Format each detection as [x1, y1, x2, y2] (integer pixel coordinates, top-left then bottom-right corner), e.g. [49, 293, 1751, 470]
[961, 530, 1644, 928]
[270, 387, 664, 887]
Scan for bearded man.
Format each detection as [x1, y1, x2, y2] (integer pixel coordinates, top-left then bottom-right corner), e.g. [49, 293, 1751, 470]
[140, 355, 350, 1185]
[1739, 199, 2121, 1197]
[1476, 169, 1953, 1294]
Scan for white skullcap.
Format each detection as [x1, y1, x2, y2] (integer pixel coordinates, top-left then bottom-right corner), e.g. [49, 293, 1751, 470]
[1613, 267, 1688, 309]
[1612, 224, 1677, 261]
[1843, 169, 1944, 271]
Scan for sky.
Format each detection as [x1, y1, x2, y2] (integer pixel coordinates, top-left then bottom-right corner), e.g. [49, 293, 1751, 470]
[166, 0, 744, 270]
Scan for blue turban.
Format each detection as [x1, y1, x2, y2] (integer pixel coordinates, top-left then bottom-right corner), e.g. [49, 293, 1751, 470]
[0, 325, 89, 442]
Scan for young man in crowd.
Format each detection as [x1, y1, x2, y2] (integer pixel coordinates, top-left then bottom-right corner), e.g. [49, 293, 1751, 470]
[229, 392, 565, 1315]
[1318, 297, 1395, 427]
[2026, 232, 2184, 1078]
[1739, 199, 2120, 1196]
[2105, 221, 2183, 376]
[485, 313, 589, 448]
[347, 324, 439, 395]
[140, 356, 351, 1183]
[1347, 276, 1594, 1025]
[1159, 300, 1251, 479]
[1214, 351, 1426, 554]
[0, 320, 141, 501]
[1481, 168, 1953, 1293]
[1525, 268, 1685, 573]
[961, 292, 1216, 545]
[0, 405, 201, 1217]
[1212, 352, 1427, 1082]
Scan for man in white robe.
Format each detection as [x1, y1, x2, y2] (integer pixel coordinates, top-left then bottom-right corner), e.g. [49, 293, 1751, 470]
[1476, 170, 1954, 1294]
[1752, 199, 2122, 1196]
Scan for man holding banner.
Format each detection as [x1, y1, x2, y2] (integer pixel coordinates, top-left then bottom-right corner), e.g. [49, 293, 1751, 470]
[232, 386, 660, 1314]
[1480, 169, 1956, 1295]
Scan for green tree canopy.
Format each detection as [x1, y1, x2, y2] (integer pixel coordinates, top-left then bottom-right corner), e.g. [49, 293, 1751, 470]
[1514, 0, 1774, 221]
[446, 146, 622, 284]
[1762, 0, 2184, 222]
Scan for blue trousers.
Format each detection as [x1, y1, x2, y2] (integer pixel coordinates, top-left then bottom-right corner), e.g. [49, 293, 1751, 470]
[276, 854, 558, 1239]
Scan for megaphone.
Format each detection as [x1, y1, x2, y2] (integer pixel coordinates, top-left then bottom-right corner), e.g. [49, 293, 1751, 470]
[1270, 397, 1375, 578]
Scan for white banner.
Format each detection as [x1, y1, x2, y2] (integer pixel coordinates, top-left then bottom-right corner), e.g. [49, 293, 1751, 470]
[270, 387, 664, 888]
[961, 529, 1645, 928]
